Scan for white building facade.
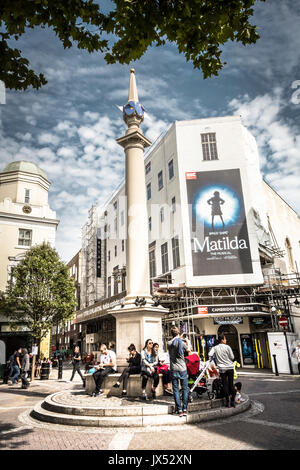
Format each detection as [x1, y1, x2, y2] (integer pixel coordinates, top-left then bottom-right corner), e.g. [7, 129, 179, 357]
[76, 116, 300, 369]
[0, 161, 59, 361]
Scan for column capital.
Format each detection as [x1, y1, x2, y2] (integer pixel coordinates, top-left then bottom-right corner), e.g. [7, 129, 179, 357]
[116, 129, 152, 150]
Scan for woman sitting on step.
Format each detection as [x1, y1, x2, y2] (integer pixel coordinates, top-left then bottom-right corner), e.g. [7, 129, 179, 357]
[112, 344, 141, 396]
[140, 339, 159, 400]
[152, 343, 173, 396]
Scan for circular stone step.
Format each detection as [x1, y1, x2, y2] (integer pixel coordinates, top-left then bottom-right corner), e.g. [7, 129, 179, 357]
[30, 391, 250, 428]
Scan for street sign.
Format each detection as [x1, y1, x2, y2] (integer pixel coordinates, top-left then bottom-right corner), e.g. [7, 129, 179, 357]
[278, 316, 288, 328]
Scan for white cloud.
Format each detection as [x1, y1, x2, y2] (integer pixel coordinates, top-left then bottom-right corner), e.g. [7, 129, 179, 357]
[228, 88, 300, 213]
[38, 132, 61, 146]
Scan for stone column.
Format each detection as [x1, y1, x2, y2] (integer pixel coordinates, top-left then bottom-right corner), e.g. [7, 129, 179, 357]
[109, 69, 167, 368]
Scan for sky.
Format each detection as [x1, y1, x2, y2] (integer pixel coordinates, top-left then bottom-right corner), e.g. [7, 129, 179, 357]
[1, 0, 300, 262]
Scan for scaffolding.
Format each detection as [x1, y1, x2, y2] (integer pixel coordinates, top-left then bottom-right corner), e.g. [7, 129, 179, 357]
[81, 205, 103, 308]
[154, 268, 300, 351]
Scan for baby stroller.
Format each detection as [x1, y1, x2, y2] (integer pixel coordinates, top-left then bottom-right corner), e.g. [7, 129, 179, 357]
[188, 360, 219, 402]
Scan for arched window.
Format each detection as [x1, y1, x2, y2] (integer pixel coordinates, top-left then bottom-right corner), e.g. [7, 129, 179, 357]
[285, 237, 295, 272]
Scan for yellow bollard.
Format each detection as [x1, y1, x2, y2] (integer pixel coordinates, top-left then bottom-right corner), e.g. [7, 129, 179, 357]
[254, 338, 260, 368]
[258, 340, 263, 369]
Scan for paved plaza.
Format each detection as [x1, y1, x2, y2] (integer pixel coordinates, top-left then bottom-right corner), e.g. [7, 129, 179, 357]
[0, 365, 299, 451]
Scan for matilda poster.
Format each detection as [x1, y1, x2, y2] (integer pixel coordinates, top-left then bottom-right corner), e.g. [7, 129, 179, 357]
[186, 169, 253, 276]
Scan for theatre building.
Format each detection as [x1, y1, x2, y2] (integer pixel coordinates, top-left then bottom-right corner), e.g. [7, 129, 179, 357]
[75, 116, 300, 369]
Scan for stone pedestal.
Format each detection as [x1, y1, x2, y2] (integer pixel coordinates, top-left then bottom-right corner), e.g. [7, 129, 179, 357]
[109, 303, 166, 366]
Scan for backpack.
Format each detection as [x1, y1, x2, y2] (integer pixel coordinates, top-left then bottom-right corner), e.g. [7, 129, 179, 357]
[212, 378, 224, 399]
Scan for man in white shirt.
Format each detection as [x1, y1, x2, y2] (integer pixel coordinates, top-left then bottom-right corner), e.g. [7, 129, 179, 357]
[92, 344, 117, 397]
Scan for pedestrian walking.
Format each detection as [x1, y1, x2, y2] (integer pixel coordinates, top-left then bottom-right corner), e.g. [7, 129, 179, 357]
[113, 343, 141, 396]
[209, 334, 236, 408]
[140, 339, 159, 400]
[9, 347, 22, 384]
[67, 346, 85, 386]
[167, 326, 189, 417]
[20, 348, 30, 389]
[92, 343, 117, 397]
[7, 351, 16, 380]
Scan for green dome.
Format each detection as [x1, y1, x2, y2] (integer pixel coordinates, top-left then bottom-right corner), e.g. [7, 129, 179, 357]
[1, 161, 48, 180]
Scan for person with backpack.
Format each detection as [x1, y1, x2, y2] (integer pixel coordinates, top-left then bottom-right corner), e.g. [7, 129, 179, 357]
[209, 334, 236, 408]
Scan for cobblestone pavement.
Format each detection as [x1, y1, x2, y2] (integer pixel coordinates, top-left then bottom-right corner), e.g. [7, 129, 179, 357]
[0, 366, 300, 450]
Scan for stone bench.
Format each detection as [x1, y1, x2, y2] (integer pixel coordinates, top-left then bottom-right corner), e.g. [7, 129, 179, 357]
[84, 372, 165, 397]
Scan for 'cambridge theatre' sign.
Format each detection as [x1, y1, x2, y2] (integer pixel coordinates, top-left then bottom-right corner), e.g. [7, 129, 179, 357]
[186, 169, 252, 276]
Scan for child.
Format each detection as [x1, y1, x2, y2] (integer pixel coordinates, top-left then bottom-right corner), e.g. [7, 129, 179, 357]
[234, 381, 245, 404]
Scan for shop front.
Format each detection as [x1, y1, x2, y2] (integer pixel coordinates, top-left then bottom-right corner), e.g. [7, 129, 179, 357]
[163, 303, 273, 369]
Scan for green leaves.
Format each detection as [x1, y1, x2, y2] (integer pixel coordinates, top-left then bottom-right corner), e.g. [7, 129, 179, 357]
[5, 242, 76, 343]
[0, 0, 264, 90]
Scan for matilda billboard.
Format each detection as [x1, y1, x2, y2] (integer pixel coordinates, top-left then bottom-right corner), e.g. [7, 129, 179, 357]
[186, 169, 253, 276]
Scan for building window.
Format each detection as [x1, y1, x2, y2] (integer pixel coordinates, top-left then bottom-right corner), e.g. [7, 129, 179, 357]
[171, 196, 176, 213]
[115, 245, 117, 257]
[122, 239, 125, 252]
[161, 242, 169, 274]
[114, 272, 118, 295]
[108, 276, 111, 297]
[285, 237, 295, 271]
[145, 161, 151, 174]
[24, 189, 30, 204]
[201, 132, 218, 160]
[18, 229, 32, 246]
[121, 210, 124, 226]
[158, 171, 163, 191]
[114, 217, 118, 234]
[113, 200, 118, 210]
[149, 250, 156, 278]
[160, 207, 164, 223]
[147, 182, 151, 200]
[172, 236, 180, 269]
[108, 251, 111, 262]
[121, 273, 126, 292]
[168, 159, 174, 180]
[148, 217, 152, 231]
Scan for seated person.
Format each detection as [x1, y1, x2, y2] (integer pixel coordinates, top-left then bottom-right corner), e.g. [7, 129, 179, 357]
[92, 344, 117, 397]
[113, 344, 141, 396]
[152, 343, 173, 395]
[141, 339, 159, 400]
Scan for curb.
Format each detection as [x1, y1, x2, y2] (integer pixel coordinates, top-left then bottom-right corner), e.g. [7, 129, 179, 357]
[30, 391, 251, 428]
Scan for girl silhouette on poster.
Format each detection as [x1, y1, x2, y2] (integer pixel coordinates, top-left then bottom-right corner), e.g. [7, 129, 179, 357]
[207, 191, 225, 230]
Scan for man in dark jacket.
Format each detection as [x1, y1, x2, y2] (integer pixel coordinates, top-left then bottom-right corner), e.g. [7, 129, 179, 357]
[9, 347, 22, 384]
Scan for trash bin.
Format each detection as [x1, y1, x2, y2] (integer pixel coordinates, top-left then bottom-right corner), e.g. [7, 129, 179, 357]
[40, 362, 50, 380]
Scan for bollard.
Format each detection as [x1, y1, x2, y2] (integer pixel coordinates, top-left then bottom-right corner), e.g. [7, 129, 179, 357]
[273, 354, 279, 376]
[58, 357, 63, 380]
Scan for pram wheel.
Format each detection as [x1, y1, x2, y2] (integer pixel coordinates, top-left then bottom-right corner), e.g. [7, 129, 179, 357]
[208, 391, 215, 400]
[188, 392, 193, 403]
